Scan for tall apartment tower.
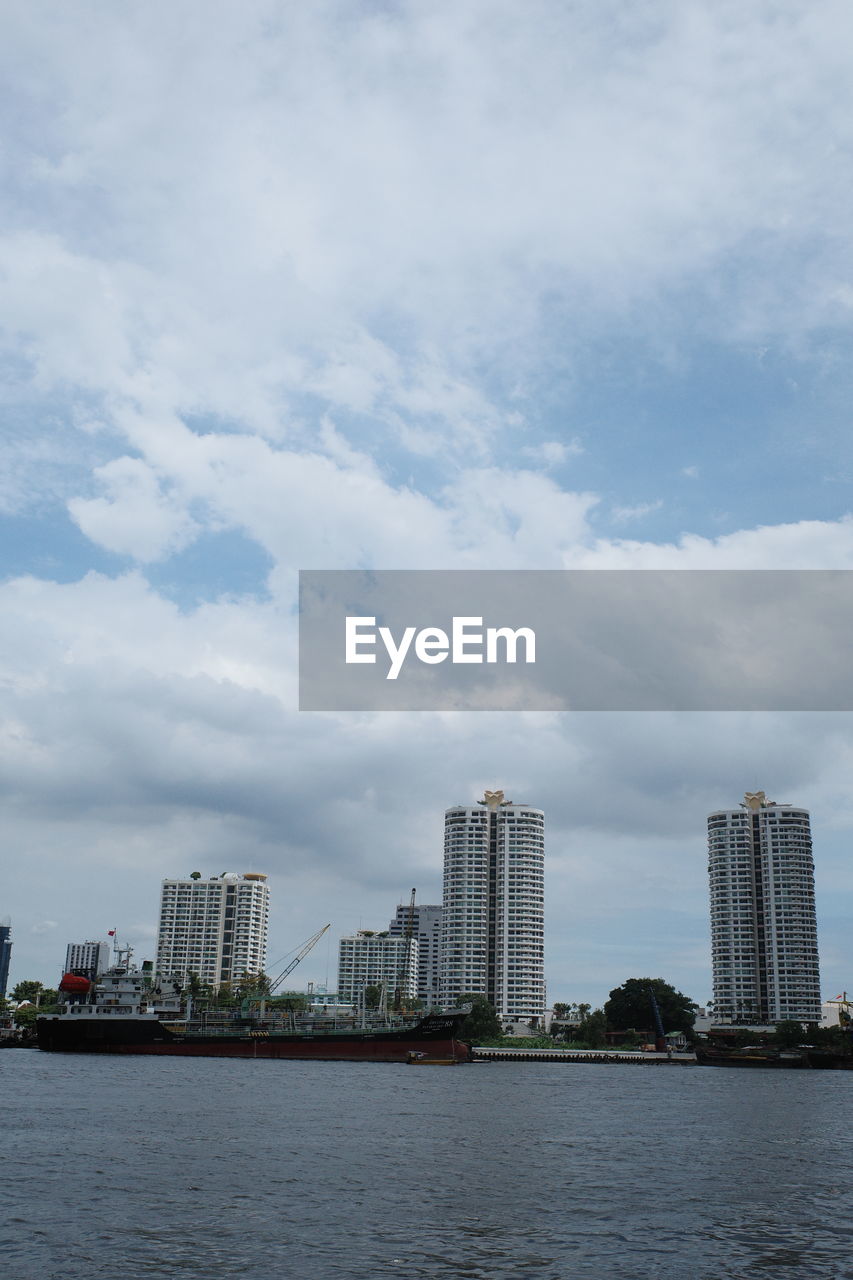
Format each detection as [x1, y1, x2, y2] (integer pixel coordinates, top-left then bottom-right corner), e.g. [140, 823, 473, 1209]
[388, 903, 442, 1007]
[708, 792, 821, 1025]
[0, 917, 11, 998]
[155, 873, 269, 988]
[64, 941, 110, 979]
[440, 790, 545, 1026]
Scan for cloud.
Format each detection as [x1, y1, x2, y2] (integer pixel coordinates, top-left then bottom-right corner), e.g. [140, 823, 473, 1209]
[610, 499, 664, 524]
[2, 2, 853, 489]
[4, 4, 853, 1010]
[521, 439, 584, 468]
[68, 457, 200, 562]
[30, 920, 57, 935]
[3, 555, 853, 1002]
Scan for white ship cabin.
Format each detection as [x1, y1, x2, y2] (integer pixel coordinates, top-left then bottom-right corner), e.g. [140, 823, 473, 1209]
[61, 950, 183, 1019]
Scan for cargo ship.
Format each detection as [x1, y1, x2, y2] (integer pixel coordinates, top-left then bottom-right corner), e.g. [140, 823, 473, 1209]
[695, 1044, 810, 1069]
[695, 1043, 852, 1070]
[37, 954, 471, 1063]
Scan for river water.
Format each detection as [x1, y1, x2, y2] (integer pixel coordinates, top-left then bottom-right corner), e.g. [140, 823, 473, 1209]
[3, 1051, 853, 1279]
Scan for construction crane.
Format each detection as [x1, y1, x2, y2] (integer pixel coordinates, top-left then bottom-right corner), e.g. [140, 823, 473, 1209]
[393, 889, 417, 1011]
[647, 986, 668, 1054]
[268, 923, 331, 995]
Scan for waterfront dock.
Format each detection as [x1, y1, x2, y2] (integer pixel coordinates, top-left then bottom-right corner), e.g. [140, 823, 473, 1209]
[472, 1047, 696, 1065]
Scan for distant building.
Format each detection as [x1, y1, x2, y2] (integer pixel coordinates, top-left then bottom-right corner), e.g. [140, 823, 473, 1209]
[155, 873, 270, 988]
[708, 792, 821, 1025]
[821, 997, 852, 1028]
[388, 903, 442, 1007]
[337, 931, 418, 1006]
[0, 918, 11, 997]
[64, 941, 111, 980]
[440, 790, 545, 1027]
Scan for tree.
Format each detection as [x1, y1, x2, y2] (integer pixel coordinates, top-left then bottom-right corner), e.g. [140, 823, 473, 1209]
[11, 980, 44, 1004]
[604, 978, 696, 1036]
[774, 1020, 806, 1048]
[575, 1008, 608, 1048]
[455, 993, 502, 1043]
[364, 984, 383, 1009]
[267, 991, 308, 1012]
[233, 971, 271, 1001]
[185, 971, 202, 997]
[183, 971, 209, 999]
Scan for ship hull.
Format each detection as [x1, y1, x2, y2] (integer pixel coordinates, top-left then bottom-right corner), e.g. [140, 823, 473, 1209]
[36, 1014, 471, 1063]
[695, 1046, 809, 1069]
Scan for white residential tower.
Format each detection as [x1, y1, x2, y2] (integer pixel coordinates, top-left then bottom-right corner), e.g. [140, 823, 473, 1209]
[708, 792, 821, 1024]
[439, 790, 545, 1026]
[155, 872, 270, 988]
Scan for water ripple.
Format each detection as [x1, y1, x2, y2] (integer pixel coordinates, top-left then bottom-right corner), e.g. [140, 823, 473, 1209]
[3, 1051, 853, 1280]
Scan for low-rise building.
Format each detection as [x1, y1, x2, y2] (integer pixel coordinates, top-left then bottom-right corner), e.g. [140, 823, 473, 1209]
[388, 903, 442, 1007]
[337, 930, 418, 1005]
[64, 941, 111, 979]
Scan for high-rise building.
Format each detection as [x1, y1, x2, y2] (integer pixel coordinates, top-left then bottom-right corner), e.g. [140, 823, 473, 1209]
[439, 789, 545, 1026]
[64, 940, 111, 979]
[155, 873, 269, 988]
[337, 930, 418, 1005]
[388, 902, 442, 1007]
[0, 917, 11, 998]
[708, 791, 821, 1025]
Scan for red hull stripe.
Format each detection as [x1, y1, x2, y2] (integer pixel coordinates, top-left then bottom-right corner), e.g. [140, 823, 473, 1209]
[40, 1037, 469, 1062]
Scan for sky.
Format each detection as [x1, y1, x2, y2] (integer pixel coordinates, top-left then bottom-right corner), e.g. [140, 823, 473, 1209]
[2, 1, 853, 1006]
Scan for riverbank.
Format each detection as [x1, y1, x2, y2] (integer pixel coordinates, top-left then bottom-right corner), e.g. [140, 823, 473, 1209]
[472, 1046, 696, 1064]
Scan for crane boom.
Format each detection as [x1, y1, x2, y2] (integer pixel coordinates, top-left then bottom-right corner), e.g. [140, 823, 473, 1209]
[394, 889, 417, 1010]
[268, 924, 331, 994]
[647, 986, 667, 1053]
[405, 888, 416, 940]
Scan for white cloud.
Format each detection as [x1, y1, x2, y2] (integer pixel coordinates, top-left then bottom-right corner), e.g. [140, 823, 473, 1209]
[68, 456, 199, 561]
[521, 439, 584, 468]
[2, 561, 852, 1000]
[30, 920, 57, 935]
[56, 407, 603, 571]
[610, 498, 664, 524]
[5, 4, 853, 1008]
[2, 2, 853, 492]
[568, 514, 853, 569]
